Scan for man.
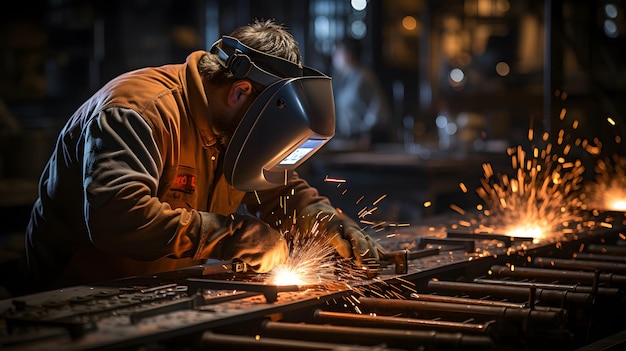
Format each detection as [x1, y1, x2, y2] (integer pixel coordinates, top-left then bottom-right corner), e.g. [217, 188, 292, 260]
[330, 38, 392, 149]
[24, 19, 379, 292]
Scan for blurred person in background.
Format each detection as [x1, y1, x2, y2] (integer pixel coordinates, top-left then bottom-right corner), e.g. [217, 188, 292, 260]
[330, 37, 392, 150]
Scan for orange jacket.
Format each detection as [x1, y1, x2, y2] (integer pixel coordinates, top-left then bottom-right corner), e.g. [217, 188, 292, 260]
[25, 51, 329, 290]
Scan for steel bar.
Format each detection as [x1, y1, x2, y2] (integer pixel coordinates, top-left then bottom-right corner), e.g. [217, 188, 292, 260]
[416, 237, 475, 252]
[408, 292, 561, 312]
[472, 278, 622, 298]
[534, 257, 626, 274]
[574, 252, 626, 263]
[186, 278, 299, 303]
[260, 320, 495, 350]
[357, 297, 565, 328]
[490, 265, 626, 287]
[312, 309, 493, 335]
[586, 245, 626, 256]
[129, 294, 202, 324]
[446, 231, 534, 247]
[201, 330, 406, 351]
[428, 280, 594, 307]
[379, 248, 440, 274]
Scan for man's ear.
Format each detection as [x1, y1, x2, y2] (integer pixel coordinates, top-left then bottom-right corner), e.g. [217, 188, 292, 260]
[227, 80, 254, 107]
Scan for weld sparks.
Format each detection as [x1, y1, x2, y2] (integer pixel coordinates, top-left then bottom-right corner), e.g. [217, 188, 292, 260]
[266, 189, 402, 299]
[266, 219, 370, 289]
[583, 155, 626, 212]
[455, 130, 592, 242]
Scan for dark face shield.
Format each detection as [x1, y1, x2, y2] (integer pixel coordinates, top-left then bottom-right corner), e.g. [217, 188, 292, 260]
[211, 36, 335, 191]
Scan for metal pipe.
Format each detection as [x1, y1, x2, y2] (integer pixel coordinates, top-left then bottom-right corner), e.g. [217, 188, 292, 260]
[534, 257, 626, 274]
[586, 244, 626, 256]
[357, 297, 565, 328]
[428, 280, 594, 308]
[408, 292, 559, 312]
[312, 309, 493, 335]
[446, 231, 533, 247]
[490, 265, 626, 287]
[574, 252, 626, 263]
[260, 320, 495, 350]
[186, 278, 299, 303]
[379, 247, 440, 274]
[416, 237, 476, 252]
[472, 277, 621, 297]
[201, 330, 406, 351]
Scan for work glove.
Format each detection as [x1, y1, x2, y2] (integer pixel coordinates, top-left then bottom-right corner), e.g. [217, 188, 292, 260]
[199, 213, 288, 273]
[298, 202, 380, 268]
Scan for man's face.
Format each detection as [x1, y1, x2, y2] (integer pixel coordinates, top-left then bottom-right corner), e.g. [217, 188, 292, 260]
[212, 94, 257, 147]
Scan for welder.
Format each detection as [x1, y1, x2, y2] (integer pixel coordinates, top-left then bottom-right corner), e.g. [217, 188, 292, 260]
[23, 19, 379, 293]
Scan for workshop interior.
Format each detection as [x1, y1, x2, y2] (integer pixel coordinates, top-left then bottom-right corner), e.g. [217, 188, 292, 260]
[2, 0, 626, 350]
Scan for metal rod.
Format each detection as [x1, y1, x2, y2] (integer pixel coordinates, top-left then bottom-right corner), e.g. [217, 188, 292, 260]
[379, 247, 440, 274]
[312, 309, 493, 335]
[201, 330, 404, 351]
[186, 278, 299, 303]
[490, 265, 626, 287]
[534, 257, 626, 274]
[446, 231, 534, 247]
[472, 278, 622, 299]
[129, 294, 202, 324]
[586, 244, 626, 256]
[357, 297, 565, 328]
[529, 285, 536, 310]
[260, 320, 495, 350]
[408, 292, 557, 312]
[416, 236, 476, 252]
[428, 280, 594, 308]
[574, 252, 626, 263]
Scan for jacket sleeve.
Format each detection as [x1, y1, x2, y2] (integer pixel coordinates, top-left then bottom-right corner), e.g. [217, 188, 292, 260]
[82, 107, 228, 261]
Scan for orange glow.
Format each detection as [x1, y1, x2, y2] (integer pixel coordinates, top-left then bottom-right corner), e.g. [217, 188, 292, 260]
[272, 266, 307, 286]
[402, 16, 417, 31]
[609, 200, 626, 212]
[585, 156, 626, 212]
[505, 223, 543, 240]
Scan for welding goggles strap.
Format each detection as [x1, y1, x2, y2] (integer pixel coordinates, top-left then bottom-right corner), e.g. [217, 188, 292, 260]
[210, 36, 303, 87]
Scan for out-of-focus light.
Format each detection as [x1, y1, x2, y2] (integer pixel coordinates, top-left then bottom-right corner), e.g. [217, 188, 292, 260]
[496, 0, 511, 13]
[314, 16, 330, 38]
[609, 200, 626, 212]
[402, 16, 417, 31]
[351, 0, 367, 11]
[436, 115, 448, 128]
[350, 20, 367, 38]
[450, 68, 465, 83]
[507, 224, 543, 239]
[496, 62, 510, 76]
[445, 122, 458, 135]
[605, 3, 618, 19]
[604, 19, 619, 38]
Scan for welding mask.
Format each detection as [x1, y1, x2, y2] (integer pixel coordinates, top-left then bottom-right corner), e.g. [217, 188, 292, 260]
[210, 36, 335, 191]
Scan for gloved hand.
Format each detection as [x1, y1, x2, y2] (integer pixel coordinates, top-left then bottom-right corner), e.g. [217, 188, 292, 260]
[199, 213, 288, 273]
[298, 202, 380, 268]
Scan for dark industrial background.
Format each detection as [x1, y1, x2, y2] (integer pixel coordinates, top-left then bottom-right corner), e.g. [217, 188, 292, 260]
[1, 0, 626, 289]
